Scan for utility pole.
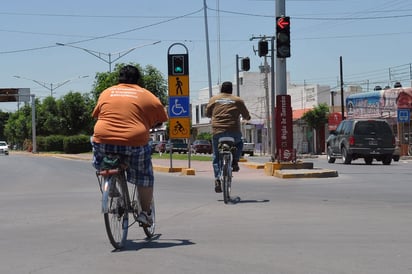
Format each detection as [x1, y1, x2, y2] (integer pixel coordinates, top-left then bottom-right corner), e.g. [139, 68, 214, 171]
[340, 56, 345, 120]
[250, 35, 275, 156]
[203, 0, 213, 98]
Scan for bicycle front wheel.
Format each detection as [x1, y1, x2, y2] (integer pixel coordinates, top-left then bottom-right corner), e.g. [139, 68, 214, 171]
[222, 156, 231, 204]
[103, 175, 129, 249]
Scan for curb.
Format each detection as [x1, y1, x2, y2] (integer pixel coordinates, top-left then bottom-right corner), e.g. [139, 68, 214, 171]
[274, 169, 339, 179]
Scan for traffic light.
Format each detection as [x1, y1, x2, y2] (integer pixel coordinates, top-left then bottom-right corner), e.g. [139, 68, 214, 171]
[172, 55, 184, 75]
[276, 16, 291, 58]
[168, 54, 189, 76]
[258, 40, 268, 57]
[241, 57, 250, 71]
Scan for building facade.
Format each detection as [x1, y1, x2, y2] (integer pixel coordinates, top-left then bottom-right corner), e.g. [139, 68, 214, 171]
[190, 70, 341, 155]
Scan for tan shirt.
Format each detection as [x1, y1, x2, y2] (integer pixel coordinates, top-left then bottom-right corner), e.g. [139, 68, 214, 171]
[92, 83, 168, 146]
[206, 93, 251, 135]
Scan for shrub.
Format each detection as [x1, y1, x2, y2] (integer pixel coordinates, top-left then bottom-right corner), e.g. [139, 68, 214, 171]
[63, 135, 92, 154]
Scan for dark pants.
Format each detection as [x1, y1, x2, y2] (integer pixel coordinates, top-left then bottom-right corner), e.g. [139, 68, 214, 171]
[212, 131, 243, 179]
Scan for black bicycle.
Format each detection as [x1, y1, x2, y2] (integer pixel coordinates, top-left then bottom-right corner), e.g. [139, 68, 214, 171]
[218, 137, 236, 204]
[96, 154, 155, 249]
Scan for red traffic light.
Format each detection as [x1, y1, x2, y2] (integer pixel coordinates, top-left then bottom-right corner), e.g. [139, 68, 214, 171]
[277, 17, 290, 30]
[276, 16, 291, 58]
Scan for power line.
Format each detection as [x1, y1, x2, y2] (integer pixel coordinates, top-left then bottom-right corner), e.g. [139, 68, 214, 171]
[0, 8, 203, 55]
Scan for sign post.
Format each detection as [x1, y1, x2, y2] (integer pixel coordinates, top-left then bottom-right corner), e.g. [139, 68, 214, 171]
[167, 43, 191, 167]
[275, 95, 295, 162]
[167, 44, 190, 139]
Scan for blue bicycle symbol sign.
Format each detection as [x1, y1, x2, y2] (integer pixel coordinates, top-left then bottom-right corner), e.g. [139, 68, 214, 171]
[168, 97, 189, 118]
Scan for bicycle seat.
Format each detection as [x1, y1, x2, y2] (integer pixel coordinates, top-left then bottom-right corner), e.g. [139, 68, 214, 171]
[218, 137, 235, 146]
[218, 137, 235, 151]
[101, 154, 123, 169]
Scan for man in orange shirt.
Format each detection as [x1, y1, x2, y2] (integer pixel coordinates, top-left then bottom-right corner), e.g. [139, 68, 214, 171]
[92, 65, 168, 226]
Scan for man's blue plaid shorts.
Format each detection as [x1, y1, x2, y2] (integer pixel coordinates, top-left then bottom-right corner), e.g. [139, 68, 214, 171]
[91, 142, 154, 187]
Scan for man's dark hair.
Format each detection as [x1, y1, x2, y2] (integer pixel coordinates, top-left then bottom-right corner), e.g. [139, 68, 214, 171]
[118, 65, 141, 84]
[221, 81, 233, 94]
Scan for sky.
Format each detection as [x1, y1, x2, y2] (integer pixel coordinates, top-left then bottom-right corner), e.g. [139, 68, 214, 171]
[1, 0, 412, 112]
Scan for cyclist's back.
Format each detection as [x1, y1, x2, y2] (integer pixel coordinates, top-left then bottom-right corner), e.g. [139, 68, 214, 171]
[91, 65, 168, 226]
[206, 81, 250, 193]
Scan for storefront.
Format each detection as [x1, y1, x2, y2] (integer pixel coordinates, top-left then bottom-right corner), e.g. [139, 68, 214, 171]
[346, 87, 412, 156]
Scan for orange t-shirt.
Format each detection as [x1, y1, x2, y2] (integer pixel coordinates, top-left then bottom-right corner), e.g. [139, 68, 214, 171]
[92, 84, 168, 146]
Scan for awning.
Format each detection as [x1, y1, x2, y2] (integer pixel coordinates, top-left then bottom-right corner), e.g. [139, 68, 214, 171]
[293, 108, 312, 120]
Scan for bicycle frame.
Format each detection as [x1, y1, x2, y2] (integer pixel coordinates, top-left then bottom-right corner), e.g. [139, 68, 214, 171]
[218, 137, 235, 204]
[95, 154, 155, 249]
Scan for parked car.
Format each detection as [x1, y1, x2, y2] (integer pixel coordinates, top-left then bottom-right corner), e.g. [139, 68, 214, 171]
[0, 141, 9, 155]
[155, 141, 167, 153]
[191, 140, 212, 154]
[149, 140, 159, 154]
[165, 139, 189, 154]
[326, 119, 395, 165]
[241, 138, 255, 156]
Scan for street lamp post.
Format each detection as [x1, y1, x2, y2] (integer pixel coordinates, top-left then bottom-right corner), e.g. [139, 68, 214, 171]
[14, 75, 89, 97]
[56, 41, 161, 72]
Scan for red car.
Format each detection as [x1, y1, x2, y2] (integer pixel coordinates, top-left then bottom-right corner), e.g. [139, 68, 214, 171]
[191, 140, 212, 154]
[155, 141, 167, 153]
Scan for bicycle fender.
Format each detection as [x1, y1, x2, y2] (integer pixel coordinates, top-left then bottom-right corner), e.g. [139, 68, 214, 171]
[101, 177, 111, 213]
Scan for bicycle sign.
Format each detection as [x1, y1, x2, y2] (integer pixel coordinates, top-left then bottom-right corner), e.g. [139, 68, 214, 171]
[169, 118, 190, 138]
[168, 97, 189, 118]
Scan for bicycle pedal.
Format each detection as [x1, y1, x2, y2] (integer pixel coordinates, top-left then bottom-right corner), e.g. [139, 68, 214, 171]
[138, 221, 150, 228]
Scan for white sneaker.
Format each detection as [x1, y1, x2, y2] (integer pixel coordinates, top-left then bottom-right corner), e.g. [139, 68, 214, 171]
[137, 211, 153, 227]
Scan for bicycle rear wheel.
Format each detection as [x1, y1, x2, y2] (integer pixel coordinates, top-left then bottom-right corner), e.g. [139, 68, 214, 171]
[103, 175, 129, 249]
[222, 156, 231, 204]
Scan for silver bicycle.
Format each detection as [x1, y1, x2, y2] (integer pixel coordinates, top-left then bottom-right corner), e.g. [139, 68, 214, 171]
[218, 137, 236, 204]
[96, 154, 155, 249]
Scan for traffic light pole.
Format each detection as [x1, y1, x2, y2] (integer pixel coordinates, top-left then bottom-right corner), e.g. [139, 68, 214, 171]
[274, 0, 291, 162]
[270, 36, 276, 161]
[276, 0, 287, 97]
[250, 35, 275, 158]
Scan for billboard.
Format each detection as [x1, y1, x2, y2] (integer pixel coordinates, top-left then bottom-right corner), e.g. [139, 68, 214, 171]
[0, 88, 30, 103]
[346, 87, 412, 119]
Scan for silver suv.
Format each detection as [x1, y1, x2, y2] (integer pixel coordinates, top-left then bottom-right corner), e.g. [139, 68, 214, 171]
[0, 141, 9, 156]
[326, 119, 395, 165]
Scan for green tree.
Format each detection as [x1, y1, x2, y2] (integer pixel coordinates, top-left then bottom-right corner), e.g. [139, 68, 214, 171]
[4, 104, 32, 147]
[37, 96, 60, 136]
[301, 103, 329, 154]
[196, 132, 212, 141]
[0, 110, 10, 140]
[142, 64, 168, 106]
[58, 91, 93, 135]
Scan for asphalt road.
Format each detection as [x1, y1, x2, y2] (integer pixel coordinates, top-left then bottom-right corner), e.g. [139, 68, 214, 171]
[1, 153, 412, 274]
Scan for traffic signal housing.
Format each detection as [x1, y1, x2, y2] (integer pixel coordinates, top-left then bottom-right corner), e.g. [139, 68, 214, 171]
[241, 57, 250, 71]
[276, 16, 291, 58]
[258, 40, 268, 57]
[168, 54, 189, 75]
